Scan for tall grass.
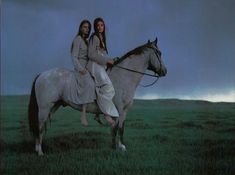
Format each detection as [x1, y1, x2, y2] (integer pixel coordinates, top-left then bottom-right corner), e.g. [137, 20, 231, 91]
[1, 96, 235, 175]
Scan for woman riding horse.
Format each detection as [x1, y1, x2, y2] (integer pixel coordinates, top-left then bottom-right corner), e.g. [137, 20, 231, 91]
[87, 17, 120, 125]
[70, 20, 95, 126]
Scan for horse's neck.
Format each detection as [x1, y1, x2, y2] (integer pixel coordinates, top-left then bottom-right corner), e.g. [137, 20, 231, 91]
[110, 54, 148, 89]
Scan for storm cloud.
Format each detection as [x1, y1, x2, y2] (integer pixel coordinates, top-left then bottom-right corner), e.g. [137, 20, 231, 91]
[1, 0, 235, 102]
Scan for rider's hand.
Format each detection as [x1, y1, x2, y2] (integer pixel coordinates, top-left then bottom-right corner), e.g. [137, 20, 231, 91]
[113, 57, 120, 65]
[79, 69, 87, 75]
[107, 60, 114, 65]
[106, 60, 114, 69]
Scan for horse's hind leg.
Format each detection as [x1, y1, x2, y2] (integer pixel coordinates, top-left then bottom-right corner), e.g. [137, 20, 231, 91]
[35, 106, 52, 156]
[35, 133, 44, 156]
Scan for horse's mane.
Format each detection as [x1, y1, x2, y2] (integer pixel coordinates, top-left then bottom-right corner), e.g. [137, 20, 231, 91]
[114, 42, 150, 65]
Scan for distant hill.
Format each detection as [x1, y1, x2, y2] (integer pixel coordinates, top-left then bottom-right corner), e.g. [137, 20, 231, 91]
[134, 98, 234, 105]
[1, 95, 234, 107]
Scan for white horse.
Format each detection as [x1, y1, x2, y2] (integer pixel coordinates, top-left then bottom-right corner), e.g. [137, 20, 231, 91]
[28, 38, 167, 155]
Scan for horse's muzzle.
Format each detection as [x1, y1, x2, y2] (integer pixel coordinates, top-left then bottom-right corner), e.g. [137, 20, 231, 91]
[158, 67, 167, 77]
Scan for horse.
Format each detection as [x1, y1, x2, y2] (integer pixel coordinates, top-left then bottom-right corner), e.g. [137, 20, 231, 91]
[28, 37, 167, 155]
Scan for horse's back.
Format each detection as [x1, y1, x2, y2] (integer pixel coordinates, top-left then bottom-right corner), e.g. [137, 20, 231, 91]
[35, 68, 73, 104]
[38, 68, 72, 80]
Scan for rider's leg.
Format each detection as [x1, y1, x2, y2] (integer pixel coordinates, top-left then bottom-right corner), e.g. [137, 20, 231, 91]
[80, 104, 88, 126]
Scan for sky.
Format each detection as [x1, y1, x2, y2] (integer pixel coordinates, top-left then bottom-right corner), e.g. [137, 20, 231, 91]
[1, 0, 235, 102]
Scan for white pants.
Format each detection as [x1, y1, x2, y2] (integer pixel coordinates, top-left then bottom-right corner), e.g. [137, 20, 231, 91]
[96, 84, 119, 117]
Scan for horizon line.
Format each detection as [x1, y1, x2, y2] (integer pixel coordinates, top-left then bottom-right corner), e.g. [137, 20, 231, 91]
[1, 93, 234, 103]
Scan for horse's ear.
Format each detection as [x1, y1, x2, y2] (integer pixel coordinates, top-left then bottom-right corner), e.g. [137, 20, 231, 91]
[155, 37, 158, 44]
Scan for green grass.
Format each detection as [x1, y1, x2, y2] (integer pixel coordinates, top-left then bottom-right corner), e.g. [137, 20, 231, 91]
[1, 95, 235, 175]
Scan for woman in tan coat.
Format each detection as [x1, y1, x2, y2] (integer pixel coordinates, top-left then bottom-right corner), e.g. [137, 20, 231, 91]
[70, 20, 96, 126]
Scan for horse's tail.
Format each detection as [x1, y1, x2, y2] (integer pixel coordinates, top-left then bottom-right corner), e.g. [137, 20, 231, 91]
[28, 75, 40, 138]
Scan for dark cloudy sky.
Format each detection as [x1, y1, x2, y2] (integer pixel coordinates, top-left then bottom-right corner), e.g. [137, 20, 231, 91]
[1, 0, 235, 102]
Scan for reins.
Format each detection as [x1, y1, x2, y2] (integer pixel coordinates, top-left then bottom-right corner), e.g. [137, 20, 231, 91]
[113, 65, 160, 87]
[114, 65, 159, 78]
[110, 45, 161, 87]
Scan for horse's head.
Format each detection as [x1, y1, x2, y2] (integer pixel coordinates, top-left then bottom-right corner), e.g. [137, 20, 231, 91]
[146, 38, 167, 77]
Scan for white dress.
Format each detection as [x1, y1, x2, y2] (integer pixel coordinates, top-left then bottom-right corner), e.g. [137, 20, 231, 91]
[87, 34, 119, 117]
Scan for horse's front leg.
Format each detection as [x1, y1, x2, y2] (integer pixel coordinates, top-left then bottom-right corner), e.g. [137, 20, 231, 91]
[111, 119, 118, 149]
[118, 121, 126, 151]
[118, 116, 127, 151]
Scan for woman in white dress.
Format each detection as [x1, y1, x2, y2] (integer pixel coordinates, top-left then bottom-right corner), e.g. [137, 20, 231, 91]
[87, 17, 119, 124]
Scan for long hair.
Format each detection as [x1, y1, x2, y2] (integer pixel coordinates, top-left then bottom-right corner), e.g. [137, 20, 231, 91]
[91, 17, 108, 53]
[70, 20, 91, 53]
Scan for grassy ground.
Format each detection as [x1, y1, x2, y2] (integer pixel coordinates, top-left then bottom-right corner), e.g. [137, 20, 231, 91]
[1, 95, 235, 175]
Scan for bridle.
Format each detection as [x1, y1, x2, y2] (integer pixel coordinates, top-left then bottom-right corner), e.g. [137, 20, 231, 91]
[111, 44, 163, 87]
[114, 65, 160, 87]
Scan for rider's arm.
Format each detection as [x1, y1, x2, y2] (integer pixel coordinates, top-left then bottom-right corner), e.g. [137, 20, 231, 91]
[71, 36, 86, 72]
[88, 35, 111, 65]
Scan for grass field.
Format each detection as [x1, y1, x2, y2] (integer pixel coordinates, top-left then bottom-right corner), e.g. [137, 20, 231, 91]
[1, 95, 235, 175]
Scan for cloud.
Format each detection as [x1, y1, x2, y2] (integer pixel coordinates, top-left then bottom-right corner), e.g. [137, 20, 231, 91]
[135, 89, 235, 102]
[1, 0, 235, 97]
[184, 90, 235, 102]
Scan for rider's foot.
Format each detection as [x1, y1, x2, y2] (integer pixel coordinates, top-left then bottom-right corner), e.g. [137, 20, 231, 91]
[105, 116, 115, 125]
[80, 115, 88, 126]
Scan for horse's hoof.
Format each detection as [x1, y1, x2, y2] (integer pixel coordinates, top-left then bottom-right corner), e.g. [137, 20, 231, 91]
[38, 153, 44, 156]
[119, 145, 127, 152]
[81, 122, 88, 127]
[118, 142, 127, 152]
[38, 151, 44, 156]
